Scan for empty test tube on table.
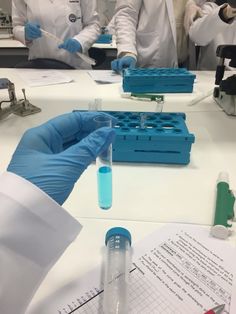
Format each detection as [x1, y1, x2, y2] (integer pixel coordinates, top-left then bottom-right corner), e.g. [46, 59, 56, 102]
[140, 113, 147, 129]
[103, 227, 132, 314]
[88, 98, 102, 111]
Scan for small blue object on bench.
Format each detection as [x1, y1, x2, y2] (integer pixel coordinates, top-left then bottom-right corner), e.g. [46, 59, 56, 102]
[107, 111, 195, 165]
[122, 68, 196, 93]
[95, 34, 112, 44]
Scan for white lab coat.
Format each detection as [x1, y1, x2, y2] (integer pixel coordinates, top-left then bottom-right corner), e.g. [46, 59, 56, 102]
[12, 0, 101, 69]
[114, 0, 179, 68]
[0, 171, 82, 314]
[97, 0, 117, 27]
[114, 0, 208, 68]
[189, 3, 236, 70]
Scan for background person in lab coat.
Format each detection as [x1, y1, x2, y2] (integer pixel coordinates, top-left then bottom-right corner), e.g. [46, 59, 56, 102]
[111, 0, 205, 72]
[96, 0, 117, 27]
[0, 111, 116, 314]
[12, 0, 101, 69]
[188, 0, 236, 70]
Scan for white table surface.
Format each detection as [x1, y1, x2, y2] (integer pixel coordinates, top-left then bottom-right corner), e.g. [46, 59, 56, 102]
[1, 69, 235, 224]
[0, 69, 226, 116]
[0, 69, 226, 171]
[1, 69, 236, 312]
[0, 38, 26, 48]
[24, 219, 167, 313]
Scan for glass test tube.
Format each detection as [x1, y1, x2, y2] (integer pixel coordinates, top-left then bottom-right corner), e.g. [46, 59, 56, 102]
[94, 115, 113, 209]
[103, 227, 132, 314]
[140, 113, 147, 129]
[88, 98, 102, 111]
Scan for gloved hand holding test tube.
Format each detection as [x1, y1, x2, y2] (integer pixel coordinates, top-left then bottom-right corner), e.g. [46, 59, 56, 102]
[40, 28, 96, 66]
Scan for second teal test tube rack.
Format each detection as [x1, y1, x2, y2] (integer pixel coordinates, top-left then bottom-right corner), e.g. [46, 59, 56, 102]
[123, 68, 196, 93]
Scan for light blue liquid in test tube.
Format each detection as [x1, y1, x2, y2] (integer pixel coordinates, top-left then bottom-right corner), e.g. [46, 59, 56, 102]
[97, 165, 112, 209]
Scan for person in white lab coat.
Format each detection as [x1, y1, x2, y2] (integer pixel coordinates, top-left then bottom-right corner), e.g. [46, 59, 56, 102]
[0, 111, 116, 314]
[12, 0, 101, 69]
[111, 0, 205, 72]
[97, 0, 117, 27]
[188, 1, 236, 70]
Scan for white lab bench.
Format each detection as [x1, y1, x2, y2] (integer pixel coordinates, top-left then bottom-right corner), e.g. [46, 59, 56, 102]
[0, 69, 236, 312]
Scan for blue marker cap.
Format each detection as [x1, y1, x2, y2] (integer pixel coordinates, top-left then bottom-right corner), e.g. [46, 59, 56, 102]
[105, 227, 132, 245]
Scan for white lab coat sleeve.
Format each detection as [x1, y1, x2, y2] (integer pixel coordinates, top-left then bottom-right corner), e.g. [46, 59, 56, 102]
[114, 0, 143, 57]
[0, 172, 82, 314]
[12, 0, 27, 45]
[74, 0, 101, 52]
[189, 3, 232, 46]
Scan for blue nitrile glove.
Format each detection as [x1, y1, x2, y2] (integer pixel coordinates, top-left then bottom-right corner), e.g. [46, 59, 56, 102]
[25, 22, 42, 41]
[7, 111, 116, 205]
[58, 38, 82, 53]
[111, 56, 136, 72]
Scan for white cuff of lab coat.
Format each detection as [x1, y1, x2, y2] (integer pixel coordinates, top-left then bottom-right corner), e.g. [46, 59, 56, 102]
[212, 6, 235, 28]
[1, 171, 82, 243]
[73, 24, 100, 53]
[13, 26, 27, 46]
[119, 52, 137, 60]
[0, 171, 82, 314]
[117, 46, 137, 58]
[219, 4, 236, 23]
[189, 6, 234, 46]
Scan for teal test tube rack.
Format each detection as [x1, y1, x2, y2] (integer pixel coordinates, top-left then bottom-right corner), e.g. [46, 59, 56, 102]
[108, 111, 195, 165]
[123, 68, 196, 93]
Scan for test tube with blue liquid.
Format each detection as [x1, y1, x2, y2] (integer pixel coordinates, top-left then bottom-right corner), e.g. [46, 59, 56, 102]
[94, 115, 113, 209]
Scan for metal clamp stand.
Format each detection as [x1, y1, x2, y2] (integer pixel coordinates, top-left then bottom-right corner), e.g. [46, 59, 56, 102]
[213, 45, 236, 115]
[0, 78, 41, 120]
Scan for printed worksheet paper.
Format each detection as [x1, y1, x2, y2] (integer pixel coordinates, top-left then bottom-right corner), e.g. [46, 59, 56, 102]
[27, 224, 236, 314]
[16, 69, 73, 87]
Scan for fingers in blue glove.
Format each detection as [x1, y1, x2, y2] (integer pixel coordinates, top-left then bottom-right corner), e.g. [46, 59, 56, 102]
[58, 38, 82, 53]
[7, 112, 116, 205]
[111, 56, 136, 73]
[47, 126, 115, 204]
[25, 22, 42, 41]
[64, 126, 116, 162]
[17, 111, 117, 153]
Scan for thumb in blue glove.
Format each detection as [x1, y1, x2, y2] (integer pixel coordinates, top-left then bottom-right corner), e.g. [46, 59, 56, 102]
[7, 111, 116, 205]
[111, 56, 137, 73]
[58, 38, 82, 53]
[25, 22, 42, 41]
